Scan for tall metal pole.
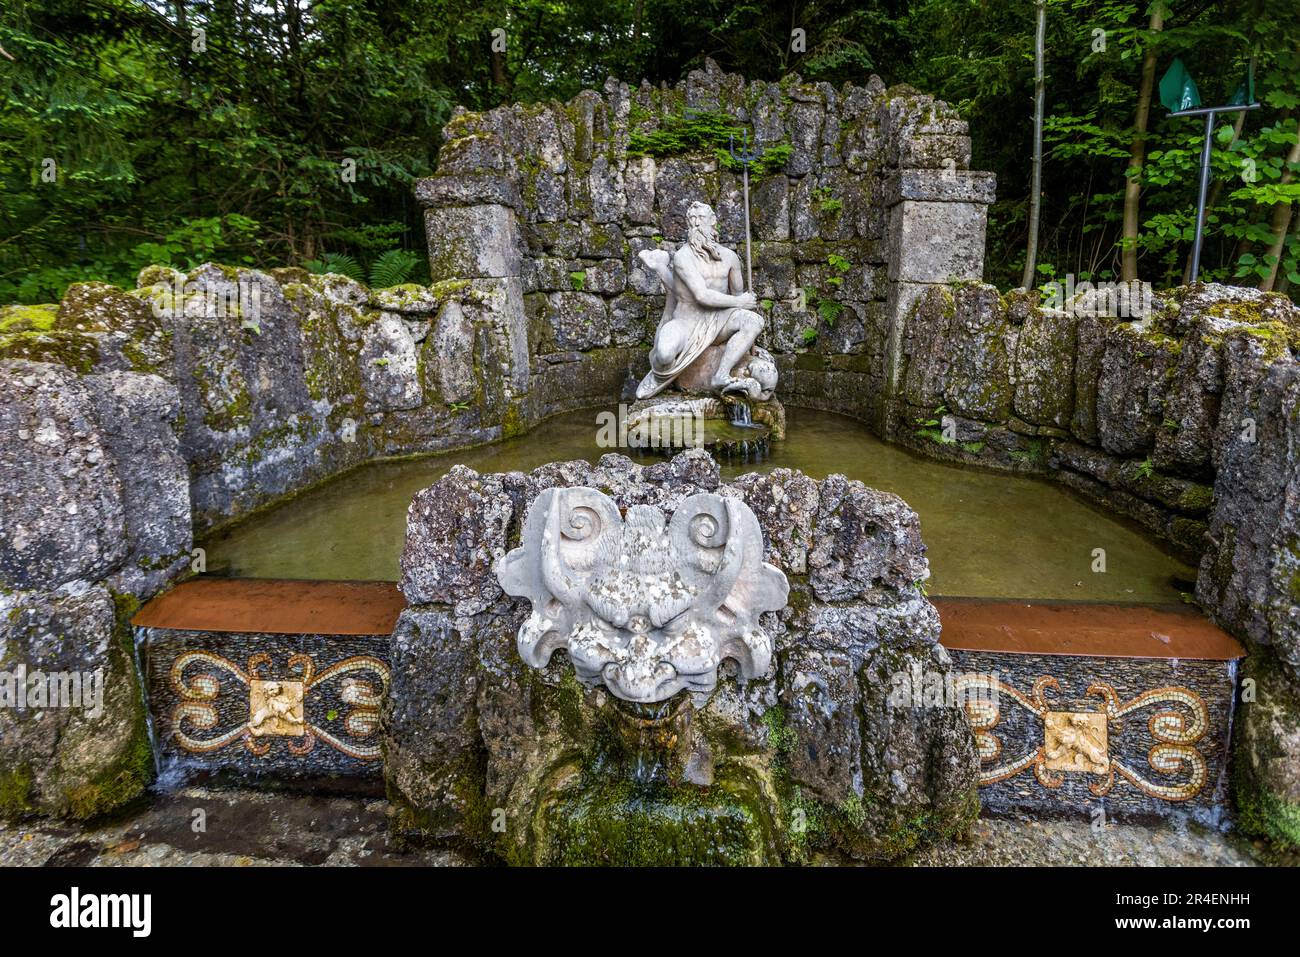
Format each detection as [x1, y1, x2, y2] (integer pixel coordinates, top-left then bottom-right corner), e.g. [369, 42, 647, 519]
[1189, 110, 1216, 283]
[1170, 98, 1256, 282]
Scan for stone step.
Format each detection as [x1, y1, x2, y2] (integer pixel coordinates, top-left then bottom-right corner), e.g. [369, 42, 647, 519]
[134, 580, 401, 786]
[938, 598, 1244, 822]
[135, 581, 1246, 818]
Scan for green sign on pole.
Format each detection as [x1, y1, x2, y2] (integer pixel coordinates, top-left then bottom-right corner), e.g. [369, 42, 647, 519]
[1159, 58, 1201, 113]
[1160, 57, 1259, 281]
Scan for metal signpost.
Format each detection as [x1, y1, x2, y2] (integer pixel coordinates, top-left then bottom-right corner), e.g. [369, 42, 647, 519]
[1161, 58, 1260, 282]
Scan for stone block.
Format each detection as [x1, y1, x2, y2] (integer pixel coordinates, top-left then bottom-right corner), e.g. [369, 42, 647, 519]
[1096, 323, 1179, 457]
[0, 582, 151, 821]
[425, 301, 476, 403]
[361, 313, 423, 412]
[82, 371, 191, 599]
[888, 200, 987, 283]
[414, 174, 521, 210]
[886, 169, 996, 205]
[538, 291, 610, 351]
[1014, 307, 1077, 429]
[0, 361, 127, 590]
[424, 204, 523, 280]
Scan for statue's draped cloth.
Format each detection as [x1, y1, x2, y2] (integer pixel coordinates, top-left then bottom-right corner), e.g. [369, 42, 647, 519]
[636, 289, 740, 399]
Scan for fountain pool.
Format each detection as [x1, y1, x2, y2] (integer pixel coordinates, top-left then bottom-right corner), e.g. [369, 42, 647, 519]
[201, 407, 1194, 602]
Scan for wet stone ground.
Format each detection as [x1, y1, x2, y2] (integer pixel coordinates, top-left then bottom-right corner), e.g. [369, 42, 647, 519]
[0, 789, 1286, 867]
[907, 815, 1280, 867]
[0, 788, 464, 867]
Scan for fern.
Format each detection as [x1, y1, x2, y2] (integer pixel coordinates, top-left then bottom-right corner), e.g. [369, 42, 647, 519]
[815, 297, 843, 325]
[369, 249, 420, 288]
[304, 252, 364, 281]
[627, 109, 792, 176]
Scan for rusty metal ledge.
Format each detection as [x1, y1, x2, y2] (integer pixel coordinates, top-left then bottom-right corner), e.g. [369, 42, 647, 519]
[133, 580, 1246, 660]
[934, 598, 1245, 661]
[131, 578, 406, 636]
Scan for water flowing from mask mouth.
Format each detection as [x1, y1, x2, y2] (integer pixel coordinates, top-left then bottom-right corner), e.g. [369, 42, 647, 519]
[627, 699, 673, 786]
[609, 695, 686, 788]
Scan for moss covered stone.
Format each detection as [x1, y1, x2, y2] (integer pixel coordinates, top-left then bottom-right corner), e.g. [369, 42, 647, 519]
[1234, 645, 1300, 848]
[0, 586, 153, 822]
[63, 716, 153, 821]
[0, 766, 34, 817]
[0, 329, 101, 373]
[0, 303, 58, 333]
[1012, 296, 1077, 429]
[534, 768, 781, 866]
[57, 281, 154, 334]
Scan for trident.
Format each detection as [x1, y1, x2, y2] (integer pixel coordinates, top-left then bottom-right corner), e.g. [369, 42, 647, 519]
[728, 130, 762, 291]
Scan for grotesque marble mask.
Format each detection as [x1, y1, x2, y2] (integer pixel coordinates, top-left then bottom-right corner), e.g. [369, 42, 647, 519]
[497, 488, 789, 703]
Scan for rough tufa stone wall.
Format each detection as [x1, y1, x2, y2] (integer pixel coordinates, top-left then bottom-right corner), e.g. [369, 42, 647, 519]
[891, 280, 1300, 846]
[0, 359, 189, 818]
[416, 58, 994, 435]
[1, 265, 576, 536]
[385, 451, 978, 864]
[889, 282, 1300, 661]
[0, 263, 596, 819]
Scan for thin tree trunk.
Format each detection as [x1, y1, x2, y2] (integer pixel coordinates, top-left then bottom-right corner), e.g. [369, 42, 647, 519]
[1259, 124, 1300, 291]
[1277, 215, 1299, 295]
[1121, 4, 1166, 282]
[1021, 0, 1047, 289]
[173, 2, 199, 197]
[490, 4, 508, 93]
[1237, 107, 1296, 264]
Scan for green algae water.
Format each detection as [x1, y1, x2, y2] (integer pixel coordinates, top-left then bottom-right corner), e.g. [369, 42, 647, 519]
[201, 407, 1195, 601]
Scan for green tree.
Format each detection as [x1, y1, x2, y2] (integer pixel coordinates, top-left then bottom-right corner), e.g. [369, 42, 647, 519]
[2, 0, 1296, 302]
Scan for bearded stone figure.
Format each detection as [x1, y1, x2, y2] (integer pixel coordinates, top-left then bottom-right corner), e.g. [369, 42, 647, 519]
[636, 201, 778, 401]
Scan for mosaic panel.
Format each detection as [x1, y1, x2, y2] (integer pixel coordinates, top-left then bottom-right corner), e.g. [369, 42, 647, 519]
[142, 628, 391, 781]
[948, 650, 1237, 819]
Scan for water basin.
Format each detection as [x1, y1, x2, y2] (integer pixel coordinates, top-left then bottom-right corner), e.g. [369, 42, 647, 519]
[201, 407, 1195, 601]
